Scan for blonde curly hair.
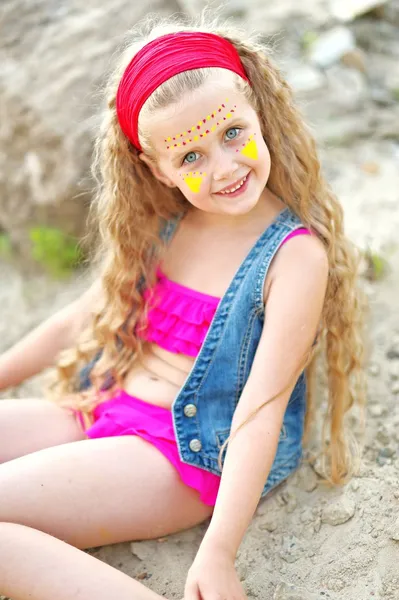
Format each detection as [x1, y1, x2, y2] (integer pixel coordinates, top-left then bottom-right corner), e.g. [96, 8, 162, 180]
[49, 11, 366, 485]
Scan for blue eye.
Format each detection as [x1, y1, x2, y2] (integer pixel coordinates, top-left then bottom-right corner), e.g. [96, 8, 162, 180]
[183, 151, 199, 165]
[225, 127, 240, 140]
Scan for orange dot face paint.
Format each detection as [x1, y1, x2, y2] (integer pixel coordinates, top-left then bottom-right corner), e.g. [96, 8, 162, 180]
[165, 102, 237, 149]
[181, 171, 207, 194]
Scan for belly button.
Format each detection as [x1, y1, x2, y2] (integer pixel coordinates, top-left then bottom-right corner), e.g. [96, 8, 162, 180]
[149, 376, 159, 381]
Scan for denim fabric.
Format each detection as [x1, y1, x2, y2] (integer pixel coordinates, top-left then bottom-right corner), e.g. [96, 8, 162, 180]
[163, 207, 306, 497]
[79, 207, 307, 497]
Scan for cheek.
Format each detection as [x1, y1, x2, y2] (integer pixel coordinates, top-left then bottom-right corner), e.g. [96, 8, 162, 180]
[179, 170, 209, 196]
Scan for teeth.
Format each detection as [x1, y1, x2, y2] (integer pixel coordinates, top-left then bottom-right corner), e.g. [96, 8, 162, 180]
[220, 175, 247, 194]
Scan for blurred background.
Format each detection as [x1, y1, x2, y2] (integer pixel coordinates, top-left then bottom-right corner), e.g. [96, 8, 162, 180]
[1, 2, 399, 598]
[1, 0, 399, 385]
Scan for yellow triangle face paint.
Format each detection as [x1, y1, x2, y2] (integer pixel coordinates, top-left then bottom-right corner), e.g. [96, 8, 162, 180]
[241, 137, 258, 160]
[183, 173, 206, 194]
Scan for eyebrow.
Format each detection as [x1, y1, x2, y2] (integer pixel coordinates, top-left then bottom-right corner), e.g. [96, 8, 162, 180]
[170, 118, 244, 163]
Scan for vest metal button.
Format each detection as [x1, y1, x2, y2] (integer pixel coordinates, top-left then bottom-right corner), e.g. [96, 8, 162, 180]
[189, 438, 202, 452]
[183, 404, 197, 418]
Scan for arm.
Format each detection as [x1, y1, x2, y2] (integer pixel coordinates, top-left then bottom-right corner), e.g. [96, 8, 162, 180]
[0, 279, 103, 391]
[202, 235, 328, 557]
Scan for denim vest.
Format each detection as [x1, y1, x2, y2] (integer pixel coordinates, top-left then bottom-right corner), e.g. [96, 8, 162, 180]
[162, 206, 307, 498]
[79, 207, 307, 498]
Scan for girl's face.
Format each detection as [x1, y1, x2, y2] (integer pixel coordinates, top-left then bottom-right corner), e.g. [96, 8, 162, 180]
[140, 74, 271, 217]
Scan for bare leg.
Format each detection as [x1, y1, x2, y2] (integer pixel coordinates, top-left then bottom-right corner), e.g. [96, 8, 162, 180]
[0, 398, 86, 463]
[0, 435, 213, 548]
[0, 522, 165, 600]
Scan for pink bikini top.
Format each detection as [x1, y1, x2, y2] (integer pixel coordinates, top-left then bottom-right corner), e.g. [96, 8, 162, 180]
[137, 228, 310, 357]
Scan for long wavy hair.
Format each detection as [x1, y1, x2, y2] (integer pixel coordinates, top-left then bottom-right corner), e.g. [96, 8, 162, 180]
[48, 12, 366, 484]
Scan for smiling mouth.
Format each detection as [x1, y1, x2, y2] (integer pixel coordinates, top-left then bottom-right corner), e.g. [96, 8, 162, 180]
[216, 174, 249, 195]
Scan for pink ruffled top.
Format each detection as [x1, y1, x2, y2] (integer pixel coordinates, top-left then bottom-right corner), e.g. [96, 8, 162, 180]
[136, 227, 310, 358]
[136, 268, 220, 357]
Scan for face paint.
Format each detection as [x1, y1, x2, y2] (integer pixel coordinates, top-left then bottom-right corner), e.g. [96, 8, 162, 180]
[237, 134, 258, 161]
[182, 171, 206, 194]
[165, 102, 237, 148]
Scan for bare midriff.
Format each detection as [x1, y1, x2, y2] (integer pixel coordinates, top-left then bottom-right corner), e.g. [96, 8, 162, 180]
[122, 343, 194, 409]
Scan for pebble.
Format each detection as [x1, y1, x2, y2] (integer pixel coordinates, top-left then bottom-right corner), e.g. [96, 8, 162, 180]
[329, 0, 389, 22]
[390, 380, 399, 394]
[280, 535, 305, 563]
[368, 362, 381, 377]
[341, 48, 367, 73]
[273, 582, 317, 600]
[321, 495, 356, 525]
[389, 517, 399, 541]
[309, 27, 356, 68]
[369, 403, 384, 418]
[287, 66, 326, 94]
[259, 513, 279, 532]
[386, 338, 399, 360]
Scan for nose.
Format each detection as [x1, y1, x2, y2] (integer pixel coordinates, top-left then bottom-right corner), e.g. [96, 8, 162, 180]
[212, 148, 239, 182]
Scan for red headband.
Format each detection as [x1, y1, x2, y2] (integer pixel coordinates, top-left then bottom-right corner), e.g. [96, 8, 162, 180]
[115, 31, 250, 151]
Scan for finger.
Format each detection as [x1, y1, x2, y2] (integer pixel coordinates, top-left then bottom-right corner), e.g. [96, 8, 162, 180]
[184, 581, 202, 600]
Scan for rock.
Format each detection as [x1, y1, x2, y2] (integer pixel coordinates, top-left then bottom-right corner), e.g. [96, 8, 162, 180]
[341, 48, 367, 73]
[329, 0, 389, 22]
[321, 495, 356, 525]
[388, 517, 399, 541]
[391, 380, 399, 394]
[286, 66, 326, 94]
[369, 403, 384, 417]
[273, 582, 317, 600]
[0, 0, 178, 260]
[309, 26, 356, 68]
[325, 65, 367, 112]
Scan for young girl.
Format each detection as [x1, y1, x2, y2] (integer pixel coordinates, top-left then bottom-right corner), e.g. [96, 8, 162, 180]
[0, 13, 365, 600]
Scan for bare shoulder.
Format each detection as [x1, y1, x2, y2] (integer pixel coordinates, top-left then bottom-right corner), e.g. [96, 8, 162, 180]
[264, 233, 329, 303]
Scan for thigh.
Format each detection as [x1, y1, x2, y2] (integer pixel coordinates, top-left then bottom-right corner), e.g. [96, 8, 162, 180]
[0, 398, 86, 463]
[0, 523, 163, 600]
[0, 435, 213, 549]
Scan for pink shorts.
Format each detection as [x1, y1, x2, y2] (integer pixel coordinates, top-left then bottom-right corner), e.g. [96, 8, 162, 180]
[76, 389, 220, 506]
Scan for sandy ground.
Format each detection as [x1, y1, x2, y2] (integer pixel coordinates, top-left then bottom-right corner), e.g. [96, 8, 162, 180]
[1, 0, 399, 592]
[1, 138, 399, 599]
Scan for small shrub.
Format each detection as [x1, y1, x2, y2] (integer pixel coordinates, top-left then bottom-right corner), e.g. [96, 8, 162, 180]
[363, 249, 388, 281]
[0, 233, 12, 258]
[29, 226, 83, 277]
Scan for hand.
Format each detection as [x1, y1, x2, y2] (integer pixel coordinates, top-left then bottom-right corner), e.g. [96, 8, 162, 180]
[184, 544, 247, 600]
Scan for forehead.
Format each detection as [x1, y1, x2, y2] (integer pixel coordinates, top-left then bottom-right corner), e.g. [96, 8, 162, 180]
[145, 80, 253, 157]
